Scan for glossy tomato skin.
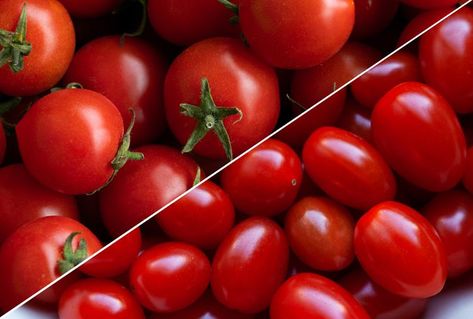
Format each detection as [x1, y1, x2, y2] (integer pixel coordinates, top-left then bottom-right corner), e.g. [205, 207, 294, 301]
[100, 145, 198, 237]
[63, 36, 167, 146]
[211, 217, 289, 313]
[0, 164, 79, 242]
[58, 279, 145, 319]
[354, 201, 447, 298]
[372, 82, 466, 192]
[165, 37, 279, 160]
[59, 0, 121, 18]
[0, 216, 102, 311]
[352, 0, 399, 38]
[157, 181, 235, 250]
[0, 0, 75, 96]
[303, 127, 396, 210]
[400, 0, 459, 9]
[239, 0, 355, 69]
[270, 273, 370, 319]
[129, 242, 211, 313]
[220, 139, 302, 217]
[285, 196, 354, 271]
[16, 89, 124, 195]
[419, 8, 473, 113]
[0, 126, 5, 164]
[336, 98, 372, 142]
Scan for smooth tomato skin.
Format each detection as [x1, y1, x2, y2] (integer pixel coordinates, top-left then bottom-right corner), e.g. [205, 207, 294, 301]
[0, 126, 5, 164]
[129, 242, 211, 313]
[164, 37, 279, 160]
[303, 127, 396, 210]
[400, 0, 459, 9]
[285, 196, 354, 271]
[58, 279, 145, 319]
[100, 145, 199, 237]
[80, 229, 142, 278]
[0, 216, 102, 311]
[372, 82, 466, 192]
[156, 181, 235, 250]
[423, 190, 473, 277]
[211, 217, 289, 313]
[419, 8, 473, 113]
[336, 98, 372, 142]
[0, 0, 75, 96]
[354, 201, 447, 298]
[239, 0, 355, 69]
[59, 0, 121, 18]
[0, 164, 79, 242]
[270, 273, 370, 319]
[63, 36, 167, 146]
[16, 89, 124, 195]
[220, 139, 303, 217]
[352, 0, 399, 38]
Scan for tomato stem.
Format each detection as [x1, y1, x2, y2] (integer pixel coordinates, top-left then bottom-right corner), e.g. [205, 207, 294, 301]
[286, 94, 307, 111]
[218, 0, 239, 24]
[122, 0, 148, 40]
[193, 167, 202, 186]
[57, 232, 89, 275]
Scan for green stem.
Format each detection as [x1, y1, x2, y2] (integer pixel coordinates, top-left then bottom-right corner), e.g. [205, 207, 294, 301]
[57, 232, 89, 274]
[122, 0, 148, 40]
[218, 0, 239, 24]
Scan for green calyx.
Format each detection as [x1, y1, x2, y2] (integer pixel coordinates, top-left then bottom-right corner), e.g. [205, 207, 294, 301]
[180, 78, 242, 161]
[57, 232, 89, 274]
[0, 4, 32, 73]
[218, 0, 239, 24]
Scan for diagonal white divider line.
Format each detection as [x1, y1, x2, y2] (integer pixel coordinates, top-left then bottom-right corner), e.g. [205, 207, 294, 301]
[2, 1, 472, 317]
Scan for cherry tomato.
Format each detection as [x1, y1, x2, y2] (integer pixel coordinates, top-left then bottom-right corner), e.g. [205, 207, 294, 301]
[239, 0, 355, 69]
[336, 97, 372, 142]
[211, 217, 289, 313]
[157, 181, 235, 250]
[270, 273, 370, 319]
[129, 242, 211, 313]
[372, 82, 466, 192]
[285, 196, 354, 271]
[164, 37, 279, 160]
[0, 216, 102, 311]
[63, 35, 167, 146]
[220, 139, 302, 217]
[59, 0, 121, 18]
[58, 278, 145, 319]
[303, 127, 396, 210]
[0, 0, 75, 96]
[16, 88, 125, 195]
[0, 126, 5, 164]
[354, 201, 447, 298]
[400, 0, 459, 9]
[352, 0, 399, 39]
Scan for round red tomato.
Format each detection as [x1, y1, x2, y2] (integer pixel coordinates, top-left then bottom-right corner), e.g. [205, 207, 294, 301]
[164, 37, 279, 160]
[400, 0, 459, 9]
[239, 0, 355, 69]
[0, 0, 75, 96]
[336, 98, 372, 142]
[63, 35, 167, 146]
[220, 139, 302, 217]
[129, 242, 211, 313]
[156, 180, 234, 250]
[0, 216, 102, 311]
[211, 217, 289, 313]
[270, 273, 370, 319]
[372, 82, 466, 192]
[0, 125, 5, 164]
[58, 278, 144, 319]
[59, 0, 121, 18]
[354, 201, 447, 298]
[352, 0, 399, 39]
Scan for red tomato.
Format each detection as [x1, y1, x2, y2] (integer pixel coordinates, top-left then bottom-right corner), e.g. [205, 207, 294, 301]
[400, 0, 459, 9]
[0, 0, 75, 96]
[63, 36, 167, 146]
[59, 0, 121, 18]
[211, 217, 289, 313]
[0, 216, 102, 311]
[0, 126, 5, 164]
[58, 279, 145, 319]
[336, 97, 372, 142]
[419, 8, 473, 113]
[285, 196, 354, 271]
[164, 37, 279, 160]
[239, 0, 355, 69]
[129, 242, 211, 313]
[372, 82, 466, 192]
[0, 164, 79, 242]
[270, 273, 370, 319]
[80, 229, 142, 278]
[16, 88, 126, 195]
[352, 0, 399, 38]
[354, 201, 447, 298]
[100, 145, 199, 237]
[423, 190, 473, 277]
[156, 181, 235, 250]
[303, 127, 396, 210]
[220, 139, 302, 217]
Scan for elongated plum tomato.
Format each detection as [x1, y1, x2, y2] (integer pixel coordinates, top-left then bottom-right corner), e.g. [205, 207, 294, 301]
[59, 0, 121, 18]
[302, 127, 396, 210]
[372, 82, 466, 192]
[211, 217, 289, 313]
[270, 273, 370, 319]
[0, 0, 75, 96]
[239, 0, 355, 69]
[354, 201, 447, 298]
